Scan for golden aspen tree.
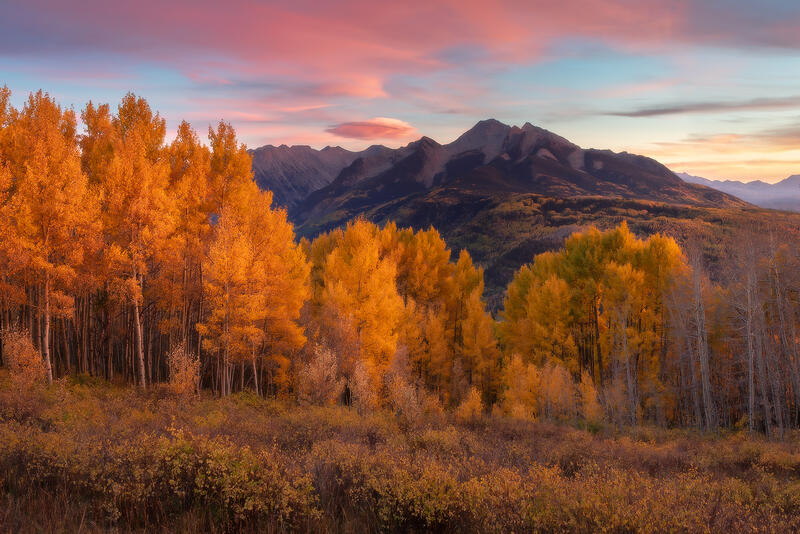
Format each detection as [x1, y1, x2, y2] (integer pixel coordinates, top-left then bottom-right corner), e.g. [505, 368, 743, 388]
[5, 91, 99, 383]
[197, 121, 308, 396]
[389, 226, 454, 306]
[196, 206, 257, 396]
[500, 354, 540, 419]
[498, 274, 577, 370]
[242, 189, 310, 395]
[599, 261, 644, 425]
[421, 307, 450, 397]
[80, 101, 116, 184]
[0, 146, 22, 324]
[458, 284, 500, 402]
[101, 93, 174, 388]
[317, 219, 404, 387]
[539, 361, 575, 420]
[154, 121, 212, 346]
[207, 120, 255, 215]
[446, 250, 497, 399]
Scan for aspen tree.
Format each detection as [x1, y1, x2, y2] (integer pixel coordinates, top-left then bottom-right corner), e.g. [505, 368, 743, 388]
[101, 93, 173, 388]
[6, 91, 99, 383]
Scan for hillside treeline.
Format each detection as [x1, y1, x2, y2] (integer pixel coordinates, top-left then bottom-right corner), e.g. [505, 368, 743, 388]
[1, 88, 799, 436]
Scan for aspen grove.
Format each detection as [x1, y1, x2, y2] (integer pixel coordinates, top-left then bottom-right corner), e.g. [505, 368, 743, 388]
[2, 88, 800, 436]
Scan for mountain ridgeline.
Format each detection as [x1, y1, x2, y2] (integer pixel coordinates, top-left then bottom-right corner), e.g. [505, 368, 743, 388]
[251, 120, 798, 306]
[252, 119, 744, 216]
[677, 172, 800, 212]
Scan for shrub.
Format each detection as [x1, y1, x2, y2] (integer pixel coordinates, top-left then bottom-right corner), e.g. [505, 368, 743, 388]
[167, 342, 200, 397]
[349, 359, 378, 415]
[297, 344, 344, 406]
[499, 354, 539, 419]
[579, 371, 604, 424]
[455, 386, 483, 423]
[387, 374, 421, 428]
[1, 328, 46, 391]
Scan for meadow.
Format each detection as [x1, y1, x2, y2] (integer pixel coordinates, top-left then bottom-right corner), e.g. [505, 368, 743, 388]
[2, 372, 800, 533]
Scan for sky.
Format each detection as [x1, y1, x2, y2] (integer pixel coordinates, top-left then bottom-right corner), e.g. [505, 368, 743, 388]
[1, 0, 799, 183]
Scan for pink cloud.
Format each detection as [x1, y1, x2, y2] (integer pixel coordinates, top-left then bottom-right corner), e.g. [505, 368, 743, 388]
[3, 0, 772, 95]
[326, 118, 417, 140]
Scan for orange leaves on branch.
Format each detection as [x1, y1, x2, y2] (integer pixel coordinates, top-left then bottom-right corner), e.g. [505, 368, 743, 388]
[167, 342, 200, 397]
[1, 328, 47, 391]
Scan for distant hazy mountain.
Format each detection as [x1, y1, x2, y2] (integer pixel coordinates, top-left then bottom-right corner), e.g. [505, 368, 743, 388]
[677, 172, 800, 212]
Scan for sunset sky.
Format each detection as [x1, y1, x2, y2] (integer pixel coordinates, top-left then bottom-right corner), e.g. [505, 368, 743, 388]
[2, 0, 799, 182]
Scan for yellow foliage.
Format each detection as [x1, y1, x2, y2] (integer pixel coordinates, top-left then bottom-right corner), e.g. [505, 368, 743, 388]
[500, 354, 540, 420]
[166, 342, 199, 397]
[297, 344, 344, 406]
[579, 371, 604, 424]
[315, 219, 404, 380]
[455, 386, 484, 422]
[1, 328, 46, 391]
[539, 362, 576, 420]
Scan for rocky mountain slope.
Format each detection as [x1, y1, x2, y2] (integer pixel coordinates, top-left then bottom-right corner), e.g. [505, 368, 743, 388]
[290, 119, 746, 235]
[248, 144, 359, 208]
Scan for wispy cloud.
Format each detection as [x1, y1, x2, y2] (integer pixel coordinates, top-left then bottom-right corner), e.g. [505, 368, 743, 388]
[326, 118, 417, 140]
[607, 96, 800, 118]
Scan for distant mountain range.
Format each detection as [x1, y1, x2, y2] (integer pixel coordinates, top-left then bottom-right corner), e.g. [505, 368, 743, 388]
[676, 172, 800, 212]
[249, 120, 798, 306]
[251, 119, 744, 216]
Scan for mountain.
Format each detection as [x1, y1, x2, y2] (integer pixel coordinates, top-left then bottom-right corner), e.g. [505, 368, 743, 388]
[677, 172, 800, 212]
[248, 144, 360, 208]
[291, 120, 746, 234]
[250, 120, 800, 307]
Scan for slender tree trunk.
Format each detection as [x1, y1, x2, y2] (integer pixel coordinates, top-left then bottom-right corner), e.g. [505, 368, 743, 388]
[745, 280, 756, 434]
[133, 276, 146, 389]
[252, 353, 259, 396]
[43, 278, 53, 384]
[619, 313, 637, 426]
[692, 267, 715, 429]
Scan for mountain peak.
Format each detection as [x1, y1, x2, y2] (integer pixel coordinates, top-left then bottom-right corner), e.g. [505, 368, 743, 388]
[472, 118, 508, 129]
[447, 119, 511, 160]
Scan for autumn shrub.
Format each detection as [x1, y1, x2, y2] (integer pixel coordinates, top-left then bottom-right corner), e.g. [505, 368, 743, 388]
[3, 377, 800, 533]
[0, 424, 319, 530]
[296, 344, 344, 406]
[455, 386, 483, 423]
[386, 374, 421, 428]
[499, 354, 539, 420]
[167, 342, 200, 397]
[349, 359, 378, 415]
[1, 328, 46, 391]
[579, 370, 604, 424]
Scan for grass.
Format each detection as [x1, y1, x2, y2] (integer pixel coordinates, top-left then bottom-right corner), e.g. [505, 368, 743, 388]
[2, 371, 800, 533]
